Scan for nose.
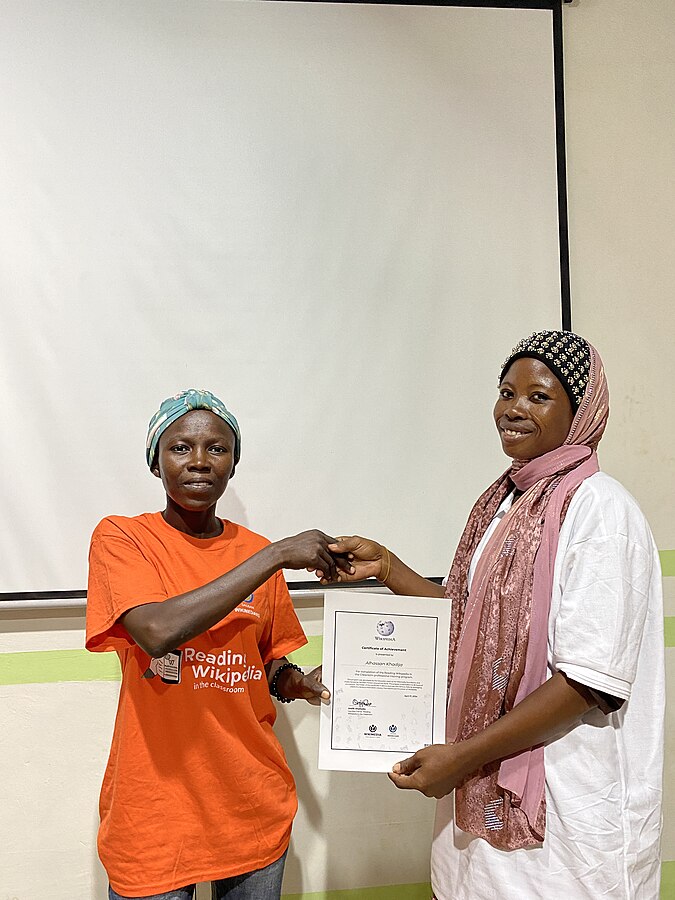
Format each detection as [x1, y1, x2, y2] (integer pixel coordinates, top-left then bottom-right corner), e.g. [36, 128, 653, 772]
[504, 395, 527, 419]
[187, 446, 210, 470]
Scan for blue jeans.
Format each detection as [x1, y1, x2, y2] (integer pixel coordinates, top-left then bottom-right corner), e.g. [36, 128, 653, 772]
[108, 850, 287, 900]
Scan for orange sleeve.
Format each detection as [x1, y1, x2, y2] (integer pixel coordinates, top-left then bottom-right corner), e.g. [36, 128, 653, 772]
[258, 570, 307, 666]
[86, 519, 168, 653]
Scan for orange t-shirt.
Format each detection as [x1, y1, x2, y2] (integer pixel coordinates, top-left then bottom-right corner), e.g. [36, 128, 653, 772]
[86, 512, 307, 897]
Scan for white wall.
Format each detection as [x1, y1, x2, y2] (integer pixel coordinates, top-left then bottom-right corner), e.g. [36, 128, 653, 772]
[562, 0, 675, 870]
[1, 1, 674, 897]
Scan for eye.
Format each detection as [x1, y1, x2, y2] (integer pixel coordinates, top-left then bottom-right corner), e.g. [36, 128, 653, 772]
[498, 387, 513, 399]
[531, 392, 550, 402]
[170, 443, 190, 452]
[209, 445, 231, 454]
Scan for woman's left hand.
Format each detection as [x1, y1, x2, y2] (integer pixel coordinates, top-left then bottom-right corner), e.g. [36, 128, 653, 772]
[279, 664, 331, 706]
[388, 743, 469, 799]
[299, 665, 331, 706]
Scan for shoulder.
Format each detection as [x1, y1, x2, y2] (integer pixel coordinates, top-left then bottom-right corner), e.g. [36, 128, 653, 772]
[90, 512, 160, 546]
[562, 472, 656, 554]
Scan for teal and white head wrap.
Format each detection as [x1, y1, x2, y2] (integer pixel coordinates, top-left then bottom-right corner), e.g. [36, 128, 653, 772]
[146, 389, 241, 469]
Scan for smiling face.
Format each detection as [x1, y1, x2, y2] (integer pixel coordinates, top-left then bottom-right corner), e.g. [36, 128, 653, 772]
[494, 357, 574, 460]
[151, 409, 236, 513]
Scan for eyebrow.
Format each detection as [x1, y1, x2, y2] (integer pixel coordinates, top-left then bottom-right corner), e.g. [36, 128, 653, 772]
[499, 379, 556, 391]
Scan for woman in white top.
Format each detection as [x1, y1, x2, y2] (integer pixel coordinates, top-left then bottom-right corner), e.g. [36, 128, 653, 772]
[324, 330, 664, 899]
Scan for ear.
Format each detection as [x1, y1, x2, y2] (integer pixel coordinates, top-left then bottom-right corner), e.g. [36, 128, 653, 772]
[151, 464, 161, 479]
[229, 465, 236, 480]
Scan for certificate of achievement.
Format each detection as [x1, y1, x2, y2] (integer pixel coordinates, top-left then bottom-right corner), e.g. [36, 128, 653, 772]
[319, 591, 450, 772]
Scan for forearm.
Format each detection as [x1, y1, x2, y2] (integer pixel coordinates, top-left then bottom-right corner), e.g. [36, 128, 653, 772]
[122, 543, 284, 657]
[389, 672, 599, 798]
[456, 672, 596, 775]
[384, 551, 445, 598]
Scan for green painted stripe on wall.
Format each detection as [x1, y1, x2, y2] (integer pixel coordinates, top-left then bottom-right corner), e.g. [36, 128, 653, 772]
[665, 617, 675, 648]
[282, 884, 431, 900]
[4, 617, 675, 685]
[660, 550, 675, 577]
[0, 649, 121, 685]
[288, 635, 323, 668]
[276, 868, 675, 900]
[0, 639, 325, 686]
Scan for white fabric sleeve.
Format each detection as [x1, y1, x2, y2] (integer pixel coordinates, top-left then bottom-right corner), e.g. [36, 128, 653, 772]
[550, 492, 655, 700]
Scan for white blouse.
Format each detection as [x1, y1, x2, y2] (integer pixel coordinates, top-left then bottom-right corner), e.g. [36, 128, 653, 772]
[431, 471, 665, 900]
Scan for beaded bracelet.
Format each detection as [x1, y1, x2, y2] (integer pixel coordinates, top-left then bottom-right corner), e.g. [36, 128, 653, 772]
[270, 661, 304, 703]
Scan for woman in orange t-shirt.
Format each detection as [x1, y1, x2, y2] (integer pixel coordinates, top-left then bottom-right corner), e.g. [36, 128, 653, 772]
[86, 390, 350, 900]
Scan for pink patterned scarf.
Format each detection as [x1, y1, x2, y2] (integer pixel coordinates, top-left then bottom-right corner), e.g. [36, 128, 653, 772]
[444, 343, 609, 849]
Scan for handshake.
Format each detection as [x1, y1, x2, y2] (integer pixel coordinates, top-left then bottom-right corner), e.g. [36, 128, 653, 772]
[271, 530, 388, 586]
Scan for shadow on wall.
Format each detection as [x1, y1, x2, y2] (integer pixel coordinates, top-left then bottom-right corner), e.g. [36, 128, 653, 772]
[277, 711, 325, 894]
[91, 810, 109, 898]
[218, 488, 250, 529]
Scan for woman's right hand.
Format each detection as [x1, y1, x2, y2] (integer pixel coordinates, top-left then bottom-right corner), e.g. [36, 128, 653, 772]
[321, 536, 385, 584]
[274, 530, 354, 582]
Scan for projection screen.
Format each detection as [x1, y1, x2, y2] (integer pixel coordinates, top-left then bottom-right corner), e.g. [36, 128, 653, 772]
[0, 0, 566, 595]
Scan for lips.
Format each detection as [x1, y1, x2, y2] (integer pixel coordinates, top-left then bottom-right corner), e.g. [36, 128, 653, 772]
[498, 422, 534, 441]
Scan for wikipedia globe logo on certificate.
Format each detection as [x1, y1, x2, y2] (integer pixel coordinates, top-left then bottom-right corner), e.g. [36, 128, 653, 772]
[319, 591, 451, 772]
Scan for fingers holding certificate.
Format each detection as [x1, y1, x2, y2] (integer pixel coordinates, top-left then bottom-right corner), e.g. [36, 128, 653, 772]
[388, 743, 470, 799]
[319, 591, 450, 773]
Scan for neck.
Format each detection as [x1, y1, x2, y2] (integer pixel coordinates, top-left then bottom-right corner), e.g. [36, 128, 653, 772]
[162, 499, 223, 539]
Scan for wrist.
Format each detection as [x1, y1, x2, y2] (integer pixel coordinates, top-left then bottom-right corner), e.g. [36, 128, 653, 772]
[270, 662, 303, 703]
[455, 732, 494, 777]
[379, 545, 392, 583]
[263, 540, 287, 573]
